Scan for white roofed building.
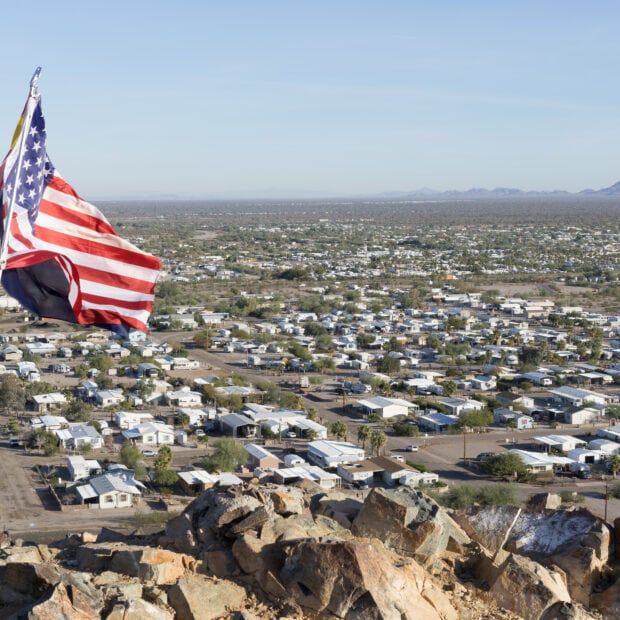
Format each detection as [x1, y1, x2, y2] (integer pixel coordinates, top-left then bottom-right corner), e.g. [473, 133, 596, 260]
[307, 440, 365, 469]
[75, 469, 144, 509]
[355, 396, 413, 419]
[121, 422, 175, 446]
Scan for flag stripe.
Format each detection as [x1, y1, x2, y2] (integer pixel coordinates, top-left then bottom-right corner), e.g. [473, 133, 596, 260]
[0, 95, 161, 336]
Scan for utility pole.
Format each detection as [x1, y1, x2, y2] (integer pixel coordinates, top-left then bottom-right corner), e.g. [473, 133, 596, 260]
[463, 428, 467, 463]
[604, 477, 609, 523]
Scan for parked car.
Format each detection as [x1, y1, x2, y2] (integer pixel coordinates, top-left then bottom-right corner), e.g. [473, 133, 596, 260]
[141, 449, 157, 457]
[194, 429, 205, 437]
[406, 444, 419, 452]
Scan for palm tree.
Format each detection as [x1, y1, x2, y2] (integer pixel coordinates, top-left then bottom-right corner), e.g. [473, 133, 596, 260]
[330, 421, 348, 441]
[608, 454, 620, 479]
[357, 425, 371, 450]
[370, 430, 387, 456]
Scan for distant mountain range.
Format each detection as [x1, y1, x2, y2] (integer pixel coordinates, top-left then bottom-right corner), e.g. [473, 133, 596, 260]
[92, 180, 620, 202]
[369, 180, 620, 200]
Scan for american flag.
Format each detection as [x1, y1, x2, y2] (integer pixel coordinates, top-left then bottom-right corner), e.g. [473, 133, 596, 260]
[0, 91, 161, 336]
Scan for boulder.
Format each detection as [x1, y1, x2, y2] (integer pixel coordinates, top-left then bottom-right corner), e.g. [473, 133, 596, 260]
[105, 598, 174, 620]
[527, 492, 562, 511]
[280, 537, 457, 619]
[311, 492, 364, 528]
[76, 543, 196, 585]
[0, 562, 65, 605]
[163, 512, 196, 554]
[108, 546, 197, 585]
[25, 581, 98, 620]
[452, 505, 521, 555]
[167, 575, 247, 620]
[203, 548, 239, 578]
[591, 577, 620, 619]
[270, 489, 304, 516]
[0, 544, 47, 565]
[474, 549, 571, 620]
[351, 487, 469, 562]
[180, 487, 266, 543]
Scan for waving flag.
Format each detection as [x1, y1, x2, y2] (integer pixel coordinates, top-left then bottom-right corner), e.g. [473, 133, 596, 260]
[0, 69, 161, 336]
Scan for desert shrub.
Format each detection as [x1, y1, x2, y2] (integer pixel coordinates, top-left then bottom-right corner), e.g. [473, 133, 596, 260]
[560, 491, 584, 504]
[442, 484, 517, 509]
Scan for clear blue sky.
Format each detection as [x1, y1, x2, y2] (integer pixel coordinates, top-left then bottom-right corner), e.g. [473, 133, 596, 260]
[1, 1, 619, 199]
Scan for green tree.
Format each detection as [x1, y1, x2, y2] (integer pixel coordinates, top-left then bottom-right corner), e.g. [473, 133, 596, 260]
[393, 422, 418, 437]
[357, 424, 372, 448]
[330, 421, 348, 441]
[177, 412, 190, 428]
[460, 408, 493, 431]
[280, 391, 303, 410]
[120, 441, 142, 470]
[193, 329, 213, 349]
[441, 380, 457, 396]
[7, 417, 20, 436]
[305, 407, 318, 421]
[482, 452, 529, 480]
[606, 404, 620, 421]
[90, 354, 114, 374]
[314, 357, 335, 374]
[203, 438, 248, 473]
[356, 333, 376, 349]
[370, 430, 387, 456]
[519, 346, 544, 368]
[74, 363, 90, 380]
[608, 454, 620, 479]
[377, 355, 400, 374]
[154, 445, 173, 471]
[154, 468, 178, 488]
[30, 429, 58, 456]
[0, 375, 26, 413]
[63, 399, 94, 422]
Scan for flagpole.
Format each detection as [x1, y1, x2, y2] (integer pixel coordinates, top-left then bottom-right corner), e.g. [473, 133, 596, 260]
[0, 67, 42, 273]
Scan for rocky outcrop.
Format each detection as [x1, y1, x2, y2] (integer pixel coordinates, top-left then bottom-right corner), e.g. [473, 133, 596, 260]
[0, 481, 614, 619]
[473, 549, 572, 620]
[455, 505, 614, 609]
[351, 486, 470, 564]
[76, 543, 197, 585]
[167, 575, 247, 620]
[280, 537, 458, 619]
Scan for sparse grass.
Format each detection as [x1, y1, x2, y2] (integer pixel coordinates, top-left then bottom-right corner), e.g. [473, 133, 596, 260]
[439, 484, 517, 510]
[133, 509, 180, 528]
[560, 491, 584, 504]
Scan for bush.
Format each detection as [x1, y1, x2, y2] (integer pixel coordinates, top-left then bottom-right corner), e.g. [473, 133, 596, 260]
[406, 461, 431, 473]
[393, 422, 418, 437]
[560, 491, 584, 504]
[482, 452, 529, 481]
[442, 484, 517, 509]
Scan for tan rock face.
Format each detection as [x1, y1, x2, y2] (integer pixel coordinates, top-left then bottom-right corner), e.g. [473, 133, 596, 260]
[270, 489, 304, 516]
[474, 550, 571, 620]
[280, 537, 457, 619]
[351, 487, 470, 562]
[108, 547, 197, 585]
[591, 577, 620, 620]
[76, 543, 196, 585]
[167, 575, 247, 620]
[26, 581, 99, 620]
